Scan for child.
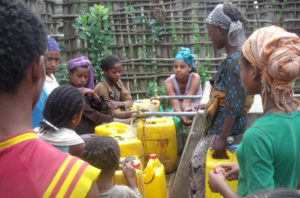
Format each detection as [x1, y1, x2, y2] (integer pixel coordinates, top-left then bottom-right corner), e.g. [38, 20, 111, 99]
[94, 55, 134, 119]
[189, 3, 250, 197]
[67, 56, 130, 135]
[37, 85, 85, 157]
[0, 0, 99, 196]
[32, 36, 60, 128]
[164, 47, 202, 126]
[44, 36, 60, 93]
[82, 136, 142, 198]
[208, 26, 300, 198]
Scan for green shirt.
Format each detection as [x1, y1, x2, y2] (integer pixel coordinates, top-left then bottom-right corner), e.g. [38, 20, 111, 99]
[237, 111, 300, 196]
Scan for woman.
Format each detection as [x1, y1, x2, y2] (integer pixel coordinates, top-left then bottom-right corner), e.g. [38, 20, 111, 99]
[164, 47, 202, 126]
[209, 26, 300, 197]
[189, 3, 250, 197]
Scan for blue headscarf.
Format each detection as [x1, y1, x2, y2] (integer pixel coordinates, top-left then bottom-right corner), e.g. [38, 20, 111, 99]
[47, 36, 60, 52]
[174, 47, 195, 68]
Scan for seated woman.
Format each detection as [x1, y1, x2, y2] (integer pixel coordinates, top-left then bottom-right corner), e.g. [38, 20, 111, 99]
[36, 85, 85, 157]
[208, 26, 300, 197]
[67, 56, 130, 135]
[164, 47, 202, 126]
[94, 55, 135, 119]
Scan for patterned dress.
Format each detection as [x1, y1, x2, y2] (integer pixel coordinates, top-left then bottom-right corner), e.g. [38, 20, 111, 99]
[189, 50, 247, 198]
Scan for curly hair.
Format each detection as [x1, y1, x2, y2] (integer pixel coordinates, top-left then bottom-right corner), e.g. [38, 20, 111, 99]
[0, 0, 47, 93]
[40, 85, 84, 132]
[223, 3, 248, 28]
[100, 55, 121, 71]
[82, 136, 120, 174]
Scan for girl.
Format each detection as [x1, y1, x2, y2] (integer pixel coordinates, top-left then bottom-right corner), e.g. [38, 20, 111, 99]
[82, 136, 142, 198]
[189, 3, 250, 197]
[209, 26, 300, 197]
[37, 85, 85, 157]
[164, 47, 202, 126]
[67, 56, 130, 135]
[32, 36, 60, 128]
[94, 55, 134, 119]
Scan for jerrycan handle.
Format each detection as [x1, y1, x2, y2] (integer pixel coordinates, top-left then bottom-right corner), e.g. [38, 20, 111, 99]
[113, 135, 125, 141]
[209, 148, 233, 160]
[143, 154, 157, 184]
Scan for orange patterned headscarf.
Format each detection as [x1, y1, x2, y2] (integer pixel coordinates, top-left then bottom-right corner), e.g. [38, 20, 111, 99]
[242, 25, 300, 112]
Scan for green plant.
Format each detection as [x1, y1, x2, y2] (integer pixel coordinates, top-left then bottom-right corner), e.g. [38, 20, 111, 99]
[72, 4, 114, 83]
[55, 63, 69, 85]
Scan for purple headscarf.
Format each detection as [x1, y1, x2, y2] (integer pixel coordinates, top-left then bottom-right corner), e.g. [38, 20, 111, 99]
[67, 56, 94, 89]
[47, 36, 60, 52]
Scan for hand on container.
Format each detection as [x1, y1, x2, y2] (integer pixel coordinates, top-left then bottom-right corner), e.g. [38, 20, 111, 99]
[122, 162, 137, 189]
[113, 118, 131, 125]
[212, 137, 228, 159]
[77, 87, 99, 101]
[220, 164, 240, 181]
[208, 169, 226, 193]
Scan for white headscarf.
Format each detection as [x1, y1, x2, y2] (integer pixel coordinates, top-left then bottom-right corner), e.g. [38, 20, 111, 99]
[206, 4, 246, 47]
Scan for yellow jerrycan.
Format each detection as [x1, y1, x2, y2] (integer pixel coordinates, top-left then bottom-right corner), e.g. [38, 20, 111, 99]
[143, 154, 167, 198]
[205, 149, 238, 198]
[137, 117, 177, 173]
[95, 122, 144, 165]
[131, 99, 160, 112]
[113, 156, 145, 198]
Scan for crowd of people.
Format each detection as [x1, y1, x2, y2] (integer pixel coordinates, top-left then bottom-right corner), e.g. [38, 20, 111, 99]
[0, 0, 300, 197]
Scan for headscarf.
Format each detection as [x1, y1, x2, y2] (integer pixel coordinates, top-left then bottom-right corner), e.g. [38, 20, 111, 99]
[206, 4, 246, 47]
[242, 25, 300, 112]
[67, 56, 94, 89]
[174, 47, 195, 68]
[47, 36, 60, 52]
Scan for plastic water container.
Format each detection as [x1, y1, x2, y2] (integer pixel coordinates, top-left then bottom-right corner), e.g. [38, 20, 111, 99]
[205, 149, 238, 198]
[95, 122, 144, 165]
[143, 154, 167, 198]
[131, 99, 160, 112]
[113, 156, 145, 198]
[137, 117, 177, 173]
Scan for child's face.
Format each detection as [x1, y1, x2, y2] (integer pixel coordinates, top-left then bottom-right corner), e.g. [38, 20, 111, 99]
[206, 23, 227, 50]
[173, 60, 191, 79]
[104, 63, 122, 83]
[69, 67, 89, 88]
[44, 50, 60, 76]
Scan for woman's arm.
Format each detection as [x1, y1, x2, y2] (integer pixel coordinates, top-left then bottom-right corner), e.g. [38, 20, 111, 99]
[164, 77, 192, 126]
[181, 73, 201, 111]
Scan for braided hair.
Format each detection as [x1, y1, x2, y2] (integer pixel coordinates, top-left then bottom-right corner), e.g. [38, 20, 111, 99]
[82, 136, 120, 174]
[100, 55, 121, 71]
[40, 85, 84, 132]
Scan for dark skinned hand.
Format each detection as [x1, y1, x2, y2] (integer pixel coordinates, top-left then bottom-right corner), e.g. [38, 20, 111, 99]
[212, 138, 228, 159]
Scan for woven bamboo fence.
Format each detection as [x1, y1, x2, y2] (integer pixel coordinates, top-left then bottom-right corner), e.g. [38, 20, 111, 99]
[26, 0, 300, 99]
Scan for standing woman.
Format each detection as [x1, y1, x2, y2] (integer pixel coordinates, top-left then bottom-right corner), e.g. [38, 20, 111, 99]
[209, 26, 300, 197]
[164, 47, 202, 126]
[189, 3, 251, 197]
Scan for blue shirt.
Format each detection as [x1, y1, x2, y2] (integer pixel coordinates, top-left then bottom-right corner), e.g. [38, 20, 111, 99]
[209, 51, 247, 136]
[32, 85, 48, 128]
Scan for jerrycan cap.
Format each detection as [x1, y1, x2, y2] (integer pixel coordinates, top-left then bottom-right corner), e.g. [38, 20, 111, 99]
[149, 154, 157, 159]
[132, 160, 141, 169]
[151, 101, 157, 105]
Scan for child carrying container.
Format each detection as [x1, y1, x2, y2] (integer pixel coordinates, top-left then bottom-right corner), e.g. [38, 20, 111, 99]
[36, 85, 85, 157]
[82, 136, 142, 198]
[95, 55, 135, 119]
